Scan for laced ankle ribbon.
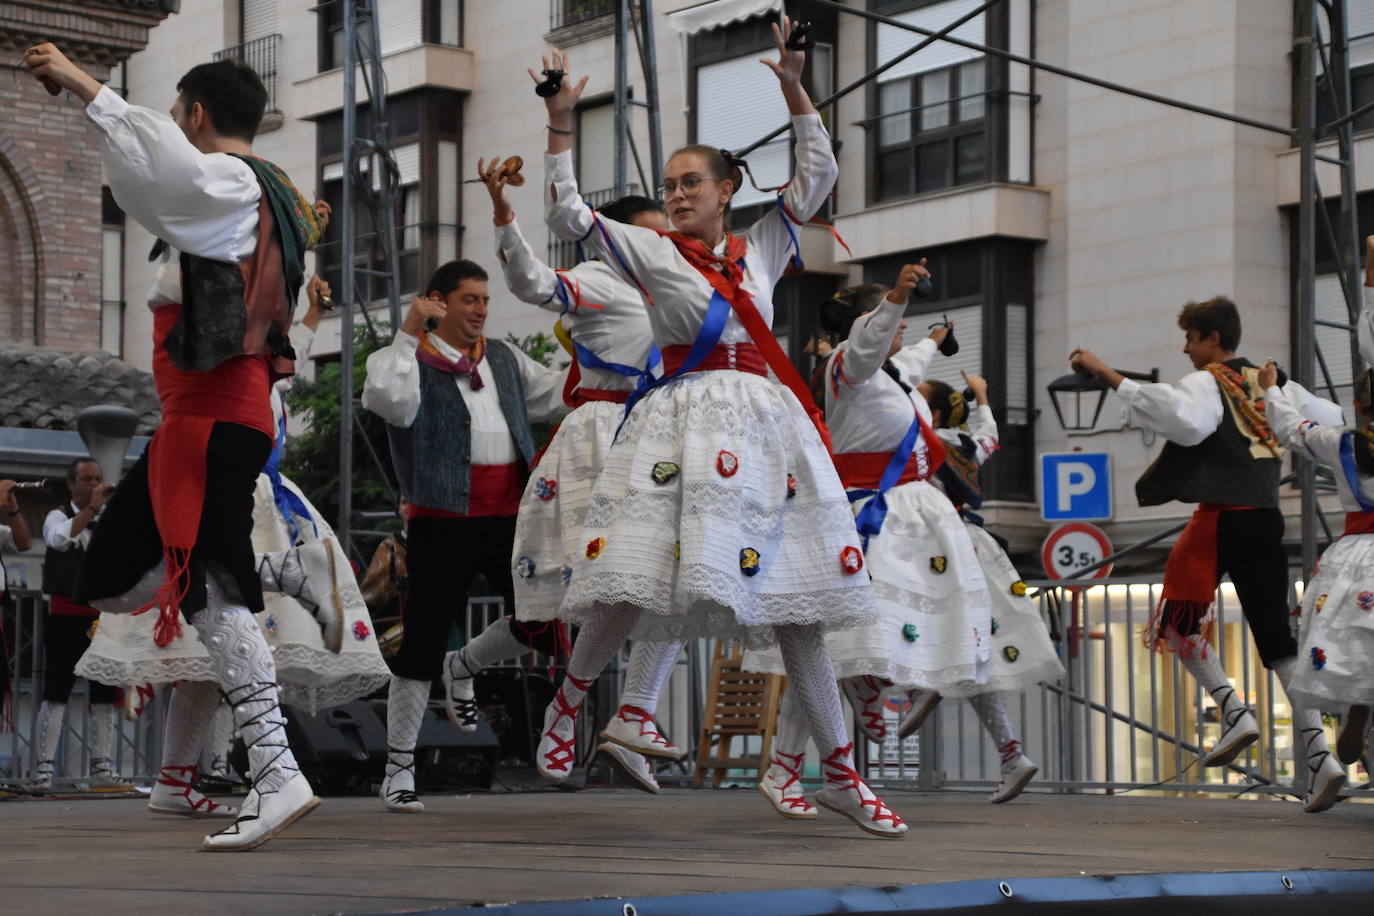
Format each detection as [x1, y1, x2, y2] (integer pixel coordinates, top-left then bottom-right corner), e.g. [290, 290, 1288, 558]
[542, 675, 592, 774]
[769, 750, 813, 812]
[446, 654, 481, 728]
[385, 746, 421, 805]
[158, 764, 230, 815]
[615, 705, 674, 750]
[851, 676, 889, 740]
[999, 739, 1023, 767]
[225, 681, 297, 794]
[822, 742, 903, 827]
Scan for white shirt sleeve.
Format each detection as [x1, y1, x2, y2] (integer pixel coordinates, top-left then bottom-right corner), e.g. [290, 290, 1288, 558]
[43, 508, 85, 552]
[1265, 384, 1344, 469]
[512, 346, 570, 424]
[1116, 372, 1224, 446]
[965, 404, 1001, 464]
[0, 524, 15, 553]
[889, 336, 939, 386]
[274, 322, 319, 398]
[1282, 379, 1345, 427]
[495, 217, 560, 309]
[362, 330, 423, 428]
[85, 87, 261, 262]
[544, 150, 682, 290]
[833, 301, 908, 387]
[742, 114, 839, 280]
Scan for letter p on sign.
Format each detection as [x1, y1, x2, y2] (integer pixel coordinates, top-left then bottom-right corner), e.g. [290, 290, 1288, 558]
[1040, 452, 1112, 521]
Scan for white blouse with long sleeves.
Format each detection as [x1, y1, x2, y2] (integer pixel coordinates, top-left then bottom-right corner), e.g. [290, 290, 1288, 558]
[543, 114, 838, 347]
[85, 87, 260, 264]
[1266, 385, 1374, 511]
[495, 217, 656, 393]
[362, 331, 567, 466]
[1117, 369, 1343, 446]
[824, 301, 940, 460]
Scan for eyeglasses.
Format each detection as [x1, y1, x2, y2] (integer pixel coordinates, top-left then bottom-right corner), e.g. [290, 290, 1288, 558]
[656, 176, 720, 198]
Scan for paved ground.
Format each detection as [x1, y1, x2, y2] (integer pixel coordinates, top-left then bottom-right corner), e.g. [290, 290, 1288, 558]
[0, 786, 1370, 915]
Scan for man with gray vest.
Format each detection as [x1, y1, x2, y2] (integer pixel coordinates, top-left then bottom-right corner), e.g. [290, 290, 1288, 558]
[363, 258, 567, 811]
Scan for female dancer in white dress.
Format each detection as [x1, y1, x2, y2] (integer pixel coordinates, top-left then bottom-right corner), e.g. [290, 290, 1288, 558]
[482, 165, 684, 792]
[76, 334, 391, 816]
[526, 28, 906, 837]
[1260, 363, 1370, 811]
[886, 370, 1066, 802]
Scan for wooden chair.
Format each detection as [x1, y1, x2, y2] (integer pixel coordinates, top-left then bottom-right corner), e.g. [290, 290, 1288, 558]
[693, 641, 786, 787]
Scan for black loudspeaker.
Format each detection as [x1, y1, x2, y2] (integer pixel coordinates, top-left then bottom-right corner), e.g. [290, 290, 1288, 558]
[367, 698, 500, 792]
[285, 700, 389, 795]
[474, 667, 557, 765]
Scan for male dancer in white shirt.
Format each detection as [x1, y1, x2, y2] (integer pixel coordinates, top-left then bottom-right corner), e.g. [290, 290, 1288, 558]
[1071, 298, 1346, 809]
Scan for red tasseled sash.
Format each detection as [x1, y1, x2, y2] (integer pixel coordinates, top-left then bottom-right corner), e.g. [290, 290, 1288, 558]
[1143, 503, 1239, 658]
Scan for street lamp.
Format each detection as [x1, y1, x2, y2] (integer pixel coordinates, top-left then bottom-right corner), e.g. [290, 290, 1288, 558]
[1047, 368, 1159, 432]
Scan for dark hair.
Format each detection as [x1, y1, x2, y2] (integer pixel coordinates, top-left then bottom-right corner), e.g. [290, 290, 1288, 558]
[426, 259, 489, 299]
[599, 194, 666, 226]
[67, 457, 100, 482]
[817, 284, 887, 342]
[668, 144, 745, 214]
[175, 59, 268, 141]
[924, 380, 968, 429]
[1177, 296, 1241, 352]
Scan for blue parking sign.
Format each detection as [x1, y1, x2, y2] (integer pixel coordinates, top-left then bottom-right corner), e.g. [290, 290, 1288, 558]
[1039, 452, 1112, 521]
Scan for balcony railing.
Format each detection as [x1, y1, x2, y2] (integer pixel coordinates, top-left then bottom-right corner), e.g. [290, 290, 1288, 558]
[550, 0, 615, 30]
[215, 34, 282, 114]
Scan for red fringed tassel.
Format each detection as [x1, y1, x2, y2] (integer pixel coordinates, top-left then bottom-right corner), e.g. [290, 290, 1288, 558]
[134, 547, 191, 648]
[1142, 598, 1215, 659]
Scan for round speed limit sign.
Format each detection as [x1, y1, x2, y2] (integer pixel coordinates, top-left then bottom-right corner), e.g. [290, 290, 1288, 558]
[1041, 522, 1113, 589]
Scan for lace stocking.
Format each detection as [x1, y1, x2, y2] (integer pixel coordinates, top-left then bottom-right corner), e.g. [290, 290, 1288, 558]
[384, 676, 430, 804]
[568, 607, 643, 687]
[1273, 656, 1329, 782]
[88, 704, 118, 775]
[1178, 639, 1229, 692]
[206, 698, 235, 777]
[620, 640, 681, 714]
[156, 681, 233, 814]
[34, 700, 65, 780]
[969, 692, 1019, 761]
[774, 623, 847, 752]
[451, 619, 528, 678]
[771, 683, 809, 759]
[191, 580, 299, 795]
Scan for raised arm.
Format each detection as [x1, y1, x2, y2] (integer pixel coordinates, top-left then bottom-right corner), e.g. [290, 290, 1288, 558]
[962, 373, 1001, 464]
[511, 345, 570, 424]
[361, 297, 445, 428]
[1114, 371, 1224, 446]
[831, 264, 927, 387]
[1262, 360, 1343, 469]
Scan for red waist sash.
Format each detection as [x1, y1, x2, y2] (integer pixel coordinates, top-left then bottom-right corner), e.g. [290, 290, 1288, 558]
[833, 451, 929, 490]
[661, 342, 768, 378]
[407, 462, 524, 519]
[1145, 503, 1253, 658]
[1343, 511, 1374, 537]
[570, 387, 630, 406]
[49, 593, 98, 617]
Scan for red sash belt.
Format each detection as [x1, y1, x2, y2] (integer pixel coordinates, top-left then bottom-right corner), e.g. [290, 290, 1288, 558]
[1343, 511, 1374, 537]
[833, 451, 929, 490]
[1144, 503, 1252, 658]
[661, 342, 768, 378]
[407, 462, 524, 520]
[570, 387, 630, 406]
[49, 593, 98, 617]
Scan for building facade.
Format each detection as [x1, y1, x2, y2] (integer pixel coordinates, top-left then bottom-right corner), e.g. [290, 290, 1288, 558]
[99, 0, 1368, 565]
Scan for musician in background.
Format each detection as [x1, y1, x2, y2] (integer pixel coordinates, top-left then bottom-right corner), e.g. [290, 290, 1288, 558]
[32, 458, 127, 791]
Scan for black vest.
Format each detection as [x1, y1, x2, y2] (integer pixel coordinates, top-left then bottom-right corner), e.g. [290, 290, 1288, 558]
[41, 504, 85, 598]
[1135, 358, 1282, 509]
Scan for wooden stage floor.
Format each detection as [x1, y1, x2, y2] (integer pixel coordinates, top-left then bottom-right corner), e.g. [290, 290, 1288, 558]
[1, 786, 1370, 915]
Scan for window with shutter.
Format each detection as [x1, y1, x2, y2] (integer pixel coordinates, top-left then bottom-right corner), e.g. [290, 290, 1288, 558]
[577, 103, 616, 196]
[242, 0, 277, 42]
[379, 0, 425, 56]
[695, 53, 792, 209]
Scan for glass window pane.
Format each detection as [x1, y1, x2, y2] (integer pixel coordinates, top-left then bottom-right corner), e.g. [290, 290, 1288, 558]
[920, 70, 950, 131]
[877, 149, 912, 200]
[958, 61, 985, 122]
[955, 132, 985, 185]
[916, 141, 948, 193]
[878, 81, 911, 147]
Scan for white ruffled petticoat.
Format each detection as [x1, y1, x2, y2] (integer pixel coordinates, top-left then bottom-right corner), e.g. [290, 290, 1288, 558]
[551, 370, 877, 650]
[511, 400, 624, 621]
[745, 478, 993, 694]
[74, 475, 392, 713]
[964, 524, 1065, 692]
[1288, 533, 1374, 708]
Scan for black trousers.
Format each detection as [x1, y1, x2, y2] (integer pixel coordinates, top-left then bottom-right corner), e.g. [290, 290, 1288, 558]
[391, 514, 559, 681]
[75, 422, 271, 614]
[1189, 507, 1297, 667]
[43, 612, 118, 703]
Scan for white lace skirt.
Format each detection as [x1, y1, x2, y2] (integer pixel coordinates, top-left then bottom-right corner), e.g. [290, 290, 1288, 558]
[965, 523, 1064, 693]
[1288, 533, 1374, 708]
[552, 369, 878, 650]
[744, 479, 992, 694]
[512, 400, 624, 621]
[74, 475, 392, 713]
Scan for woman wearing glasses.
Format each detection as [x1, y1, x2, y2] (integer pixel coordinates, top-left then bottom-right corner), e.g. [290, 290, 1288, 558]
[527, 17, 907, 839]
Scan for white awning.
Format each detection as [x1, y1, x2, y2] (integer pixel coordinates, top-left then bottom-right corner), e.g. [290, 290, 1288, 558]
[667, 0, 782, 37]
